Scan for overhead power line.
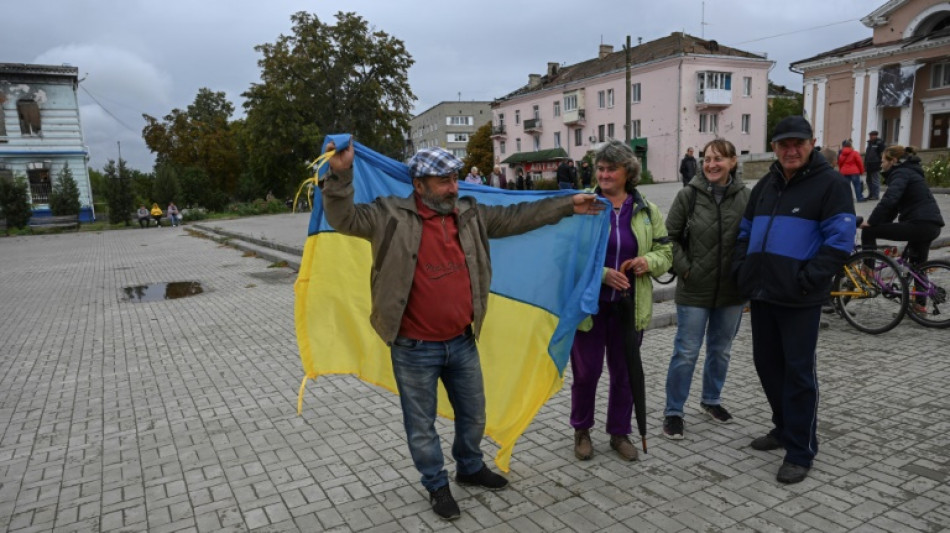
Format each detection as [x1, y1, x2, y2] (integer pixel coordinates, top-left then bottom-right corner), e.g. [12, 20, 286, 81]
[79, 85, 140, 133]
[735, 19, 860, 45]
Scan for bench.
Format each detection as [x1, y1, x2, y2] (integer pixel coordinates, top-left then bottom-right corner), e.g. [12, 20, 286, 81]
[28, 213, 80, 234]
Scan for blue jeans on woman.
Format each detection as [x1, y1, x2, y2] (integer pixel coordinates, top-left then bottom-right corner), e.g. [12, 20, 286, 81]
[664, 304, 743, 417]
[845, 174, 865, 202]
[390, 329, 486, 493]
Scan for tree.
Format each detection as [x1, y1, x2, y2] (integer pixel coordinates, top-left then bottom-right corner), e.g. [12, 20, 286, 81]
[242, 11, 416, 197]
[766, 93, 805, 151]
[463, 123, 494, 179]
[0, 175, 33, 230]
[142, 88, 241, 205]
[152, 163, 182, 207]
[105, 159, 134, 225]
[49, 163, 81, 215]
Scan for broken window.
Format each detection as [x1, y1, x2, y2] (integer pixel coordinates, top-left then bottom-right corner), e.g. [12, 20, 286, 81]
[17, 99, 41, 135]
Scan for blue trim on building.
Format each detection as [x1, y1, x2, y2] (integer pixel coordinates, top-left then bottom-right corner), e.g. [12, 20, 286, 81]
[29, 206, 95, 223]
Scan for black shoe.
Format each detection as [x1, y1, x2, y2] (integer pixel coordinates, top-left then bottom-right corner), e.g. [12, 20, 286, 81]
[750, 433, 783, 451]
[455, 465, 508, 491]
[776, 461, 810, 484]
[700, 403, 733, 423]
[429, 485, 460, 520]
[663, 416, 684, 440]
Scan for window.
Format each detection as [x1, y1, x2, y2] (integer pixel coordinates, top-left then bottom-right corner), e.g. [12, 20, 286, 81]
[17, 99, 41, 135]
[498, 113, 505, 127]
[554, 131, 561, 148]
[532, 105, 540, 120]
[553, 100, 561, 117]
[574, 128, 583, 146]
[515, 110, 521, 125]
[598, 90, 606, 109]
[631, 119, 641, 138]
[741, 114, 751, 134]
[564, 94, 578, 112]
[932, 62, 950, 88]
[26, 161, 51, 204]
[631, 83, 641, 103]
[607, 123, 615, 138]
[698, 71, 732, 90]
[607, 89, 615, 108]
[892, 118, 900, 143]
[533, 136, 540, 151]
[699, 113, 718, 133]
[743, 77, 752, 97]
[500, 140, 506, 154]
[447, 133, 469, 143]
[447, 116, 473, 126]
[0, 106, 6, 138]
[516, 138, 522, 152]
[452, 148, 467, 158]
[598, 124, 605, 142]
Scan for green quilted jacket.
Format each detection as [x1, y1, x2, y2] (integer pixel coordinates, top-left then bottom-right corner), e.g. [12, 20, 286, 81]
[666, 173, 750, 308]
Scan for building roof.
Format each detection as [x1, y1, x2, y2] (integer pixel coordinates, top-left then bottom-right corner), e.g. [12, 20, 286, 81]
[768, 81, 801, 98]
[790, 38, 875, 67]
[500, 148, 568, 165]
[494, 32, 767, 103]
[0, 63, 79, 78]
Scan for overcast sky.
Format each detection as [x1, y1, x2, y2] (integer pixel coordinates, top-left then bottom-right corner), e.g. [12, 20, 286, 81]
[3, 0, 876, 172]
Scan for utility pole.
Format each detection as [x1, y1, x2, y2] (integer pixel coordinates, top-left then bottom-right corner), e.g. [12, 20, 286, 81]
[625, 35, 632, 143]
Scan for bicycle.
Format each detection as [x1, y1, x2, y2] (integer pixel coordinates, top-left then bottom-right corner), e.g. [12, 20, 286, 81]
[881, 245, 950, 328]
[830, 248, 909, 334]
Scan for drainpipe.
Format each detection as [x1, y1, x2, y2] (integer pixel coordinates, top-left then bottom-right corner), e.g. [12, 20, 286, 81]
[677, 58, 683, 173]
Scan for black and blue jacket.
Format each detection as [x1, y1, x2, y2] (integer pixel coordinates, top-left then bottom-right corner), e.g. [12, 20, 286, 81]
[733, 151, 856, 307]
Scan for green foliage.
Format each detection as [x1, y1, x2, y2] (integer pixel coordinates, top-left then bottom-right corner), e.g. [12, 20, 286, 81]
[532, 178, 559, 190]
[49, 163, 82, 215]
[236, 170, 266, 202]
[152, 163, 182, 207]
[242, 11, 416, 196]
[0, 175, 33, 229]
[463, 123, 494, 177]
[105, 159, 134, 225]
[923, 156, 950, 187]
[142, 88, 240, 199]
[766, 94, 805, 152]
[88, 167, 108, 203]
[227, 199, 289, 216]
[639, 169, 654, 185]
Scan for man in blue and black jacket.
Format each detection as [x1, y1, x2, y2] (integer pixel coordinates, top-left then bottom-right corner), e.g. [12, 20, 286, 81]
[733, 116, 856, 485]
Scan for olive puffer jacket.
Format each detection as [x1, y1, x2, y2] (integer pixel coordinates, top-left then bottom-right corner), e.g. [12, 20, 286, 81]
[667, 173, 750, 307]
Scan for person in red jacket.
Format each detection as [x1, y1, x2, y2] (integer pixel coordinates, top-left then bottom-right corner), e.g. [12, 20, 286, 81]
[837, 139, 866, 202]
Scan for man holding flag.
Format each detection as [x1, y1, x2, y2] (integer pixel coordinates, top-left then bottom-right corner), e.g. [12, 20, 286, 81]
[322, 139, 604, 520]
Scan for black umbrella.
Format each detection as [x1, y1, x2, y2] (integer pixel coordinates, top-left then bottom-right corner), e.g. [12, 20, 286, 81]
[617, 284, 648, 453]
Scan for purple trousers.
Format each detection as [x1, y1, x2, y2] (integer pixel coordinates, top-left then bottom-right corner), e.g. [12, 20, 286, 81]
[570, 301, 643, 436]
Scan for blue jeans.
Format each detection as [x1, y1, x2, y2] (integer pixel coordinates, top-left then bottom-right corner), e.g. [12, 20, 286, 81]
[866, 170, 881, 199]
[390, 329, 486, 492]
[664, 304, 743, 417]
[558, 182, 574, 190]
[845, 174, 865, 201]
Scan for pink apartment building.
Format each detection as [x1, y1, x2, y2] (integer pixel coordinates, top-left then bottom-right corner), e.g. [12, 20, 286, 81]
[491, 33, 772, 184]
[793, 0, 950, 153]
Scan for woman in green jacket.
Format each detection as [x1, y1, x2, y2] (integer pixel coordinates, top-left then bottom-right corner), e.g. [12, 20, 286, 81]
[662, 138, 750, 440]
[571, 139, 672, 462]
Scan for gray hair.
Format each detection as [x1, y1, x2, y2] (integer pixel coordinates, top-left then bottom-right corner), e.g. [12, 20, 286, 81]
[593, 138, 641, 191]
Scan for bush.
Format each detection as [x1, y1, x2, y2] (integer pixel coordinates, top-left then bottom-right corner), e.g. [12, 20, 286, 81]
[227, 199, 289, 217]
[924, 156, 950, 187]
[532, 178, 560, 190]
[0, 176, 33, 229]
[639, 169, 655, 185]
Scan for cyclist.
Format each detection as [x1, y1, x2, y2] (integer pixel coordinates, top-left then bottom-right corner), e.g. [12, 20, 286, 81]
[860, 145, 944, 267]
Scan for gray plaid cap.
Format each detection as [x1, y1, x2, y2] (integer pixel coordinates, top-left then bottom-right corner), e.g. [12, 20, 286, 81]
[408, 147, 464, 179]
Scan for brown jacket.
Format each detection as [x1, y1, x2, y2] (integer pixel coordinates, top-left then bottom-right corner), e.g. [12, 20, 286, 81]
[322, 168, 576, 343]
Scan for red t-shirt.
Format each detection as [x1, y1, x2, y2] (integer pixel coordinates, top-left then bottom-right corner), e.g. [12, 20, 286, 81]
[398, 196, 474, 341]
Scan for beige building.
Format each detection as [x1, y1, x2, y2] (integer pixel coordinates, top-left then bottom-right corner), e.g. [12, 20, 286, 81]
[793, 0, 950, 152]
[407, 101, 491, 161]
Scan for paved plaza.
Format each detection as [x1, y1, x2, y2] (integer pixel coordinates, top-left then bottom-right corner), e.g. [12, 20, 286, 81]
[1, 181, 949, 532]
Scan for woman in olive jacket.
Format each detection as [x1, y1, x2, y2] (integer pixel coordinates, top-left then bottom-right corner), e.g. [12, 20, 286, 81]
[662, 138, 750, 440]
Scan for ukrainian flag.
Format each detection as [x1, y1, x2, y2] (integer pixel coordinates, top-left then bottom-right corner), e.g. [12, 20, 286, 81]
[295, 136, 608, 471]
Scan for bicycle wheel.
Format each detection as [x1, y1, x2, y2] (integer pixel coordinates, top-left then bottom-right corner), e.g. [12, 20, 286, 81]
[904, 260, 950, 328]
[831, 250, 908, 334]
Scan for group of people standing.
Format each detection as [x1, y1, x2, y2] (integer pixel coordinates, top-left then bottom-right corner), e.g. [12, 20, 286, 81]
[322, 113, 943, 521]
[136, 202, 181, 228]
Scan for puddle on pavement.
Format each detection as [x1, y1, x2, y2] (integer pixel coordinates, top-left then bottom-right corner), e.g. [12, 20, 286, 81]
[121, 281, 204, 302]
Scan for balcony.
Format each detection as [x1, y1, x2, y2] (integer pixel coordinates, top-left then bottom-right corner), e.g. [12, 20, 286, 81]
[491, 124, 507, 138]
[523, 118, 543, 133]
[697, 89, 732, 107]
[562, 108, 586, 126]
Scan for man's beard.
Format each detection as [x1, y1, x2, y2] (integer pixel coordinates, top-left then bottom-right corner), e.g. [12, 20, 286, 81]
[419, 187, 457, 215]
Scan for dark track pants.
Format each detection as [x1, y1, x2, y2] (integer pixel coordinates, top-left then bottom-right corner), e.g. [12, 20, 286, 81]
[749, 301, 821, 467]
